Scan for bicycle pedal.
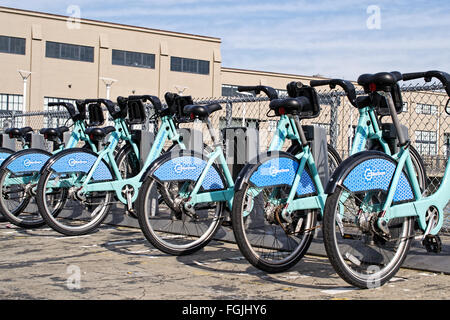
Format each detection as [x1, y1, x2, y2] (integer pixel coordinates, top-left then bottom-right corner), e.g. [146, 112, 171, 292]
[422, 234, 442, 254]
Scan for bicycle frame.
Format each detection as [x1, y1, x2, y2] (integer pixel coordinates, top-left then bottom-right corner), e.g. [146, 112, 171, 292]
[183, 115, 303, 211]
[350, 106, 391, 156]
[73, 116, 184, 204]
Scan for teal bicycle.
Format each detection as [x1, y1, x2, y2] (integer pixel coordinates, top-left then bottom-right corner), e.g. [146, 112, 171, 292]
[0, 100, 102, 228]
[135, 83, 342, 255]
[0, 126, 34, 166]
[322, 70, 450, 288]
[230, 77, 428, 273]
[34, 93, 190, 236]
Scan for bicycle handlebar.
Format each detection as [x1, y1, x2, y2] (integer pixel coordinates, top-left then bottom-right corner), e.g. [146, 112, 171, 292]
[402, 70, 450, 96]
[128, 95, 163, 110]
[237, 85, 279, 101]
[83, 99, 118, 117]
[47, 102, 78, 118]
[309, 79, 357, 107]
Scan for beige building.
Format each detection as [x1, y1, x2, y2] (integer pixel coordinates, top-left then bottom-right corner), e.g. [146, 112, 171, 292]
[0, 6, 448, 172]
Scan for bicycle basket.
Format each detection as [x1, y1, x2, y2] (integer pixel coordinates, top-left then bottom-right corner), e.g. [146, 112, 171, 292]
[87, 103, 105, 126]
[286, 83, 321, 119]
[173, 95, 194, 123]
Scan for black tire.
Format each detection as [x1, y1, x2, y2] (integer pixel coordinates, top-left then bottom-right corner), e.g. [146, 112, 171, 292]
[35, 149, 114, 236]
[231, 152, 318, 273]
[136, 150, 225, 255]
[326, 144, 342, 177]
[322, 152, 416, 288]
[409, 145, 427, 193]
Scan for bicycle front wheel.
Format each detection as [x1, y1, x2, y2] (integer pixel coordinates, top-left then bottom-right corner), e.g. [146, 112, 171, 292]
[35, 149, 114, 236]
[231, 152, 318, 273]
[323, 185, 414, 288]
[136, 150, 226, 255]
[137, 176, 224, 255]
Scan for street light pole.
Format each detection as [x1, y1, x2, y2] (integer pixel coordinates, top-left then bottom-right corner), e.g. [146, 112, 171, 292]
[100, 77, 117, 100]
[174, 85, 188, 95]
[18, 70, 31, 127]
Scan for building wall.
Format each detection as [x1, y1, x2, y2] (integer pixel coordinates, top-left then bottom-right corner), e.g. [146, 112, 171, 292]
[0, 6, 222, 112]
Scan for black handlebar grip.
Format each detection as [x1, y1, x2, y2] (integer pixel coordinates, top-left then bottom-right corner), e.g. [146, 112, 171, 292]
[47, 102, 64, 107]
[48, 102, 77, 118]
[401, 72, 426, 81]
[237, 85, 279, 101]
[237, 86, 258, 93]
[309, 80, 332, 87]
[128, 95, 150, 101]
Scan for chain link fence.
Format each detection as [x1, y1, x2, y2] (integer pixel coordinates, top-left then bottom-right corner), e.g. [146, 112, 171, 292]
[0, 83, 449, 232]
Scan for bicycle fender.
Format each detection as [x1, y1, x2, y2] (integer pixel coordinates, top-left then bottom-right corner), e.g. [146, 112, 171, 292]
[325, 151, 414, 203]
[42, 148, 113, 181]
[3, 148, 52, 173]
[234, 151, 316, 196]
[141, 149, 225, 191]
[0, 147, 14, 167]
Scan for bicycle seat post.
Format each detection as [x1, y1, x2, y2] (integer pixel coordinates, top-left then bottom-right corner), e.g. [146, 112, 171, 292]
[381, 92, 409, 147]
[205, 118, 220, 147]
[292, 115, 309, 147]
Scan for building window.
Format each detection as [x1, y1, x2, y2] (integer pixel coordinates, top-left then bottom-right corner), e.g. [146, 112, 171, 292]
[415, 130, 437, 156]
[402, 102, 408, 112]
[170, 56, 209, 75]
[0, 93, 24, 128]
[0, 36, 25, 55]
[46, 41, 94, 62]
[415, 103, 437, 115]
[44, 97, 77, 128]
[444, 133, 450, 159]
[268, 120, 277, 132]
[222, 85, 258, 97]
[112, 49, 155, 69]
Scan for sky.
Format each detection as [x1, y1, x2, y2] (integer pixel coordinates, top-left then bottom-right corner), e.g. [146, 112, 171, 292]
[1, 0, 449, 81]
